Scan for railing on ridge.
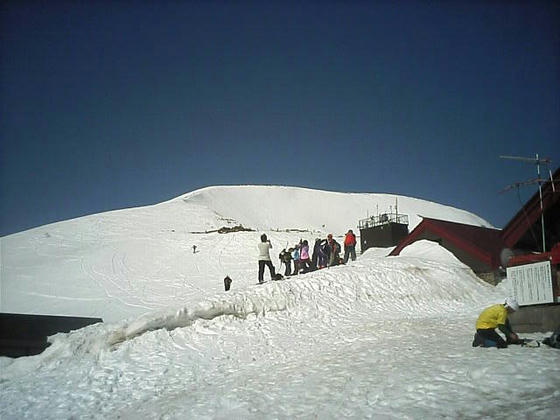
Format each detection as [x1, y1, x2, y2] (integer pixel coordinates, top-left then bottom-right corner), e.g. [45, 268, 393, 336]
[358, 213, 409, 229]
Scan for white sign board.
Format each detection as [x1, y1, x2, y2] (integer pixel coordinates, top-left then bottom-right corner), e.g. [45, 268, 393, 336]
[507, 260, 554, 306]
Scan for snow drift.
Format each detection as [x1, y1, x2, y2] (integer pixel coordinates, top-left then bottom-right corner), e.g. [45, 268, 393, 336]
[2, 240, 491, 378]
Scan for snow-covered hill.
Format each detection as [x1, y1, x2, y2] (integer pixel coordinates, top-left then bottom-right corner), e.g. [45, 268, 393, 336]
[1, 186, 491, 322]
[178, 185, 492, 233]
[2, 186, 558, 419]
[2, 240, 558, 419]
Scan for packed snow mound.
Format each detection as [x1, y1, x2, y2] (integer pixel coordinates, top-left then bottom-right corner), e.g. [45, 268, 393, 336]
[1, 247, 495, 378]
[398, 239, 468, 266]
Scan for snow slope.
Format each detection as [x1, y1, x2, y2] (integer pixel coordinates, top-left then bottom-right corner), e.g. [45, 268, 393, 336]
[1, 186, 558, 419]
[1, 186, 492, 322]
[1, 241, 558, 419]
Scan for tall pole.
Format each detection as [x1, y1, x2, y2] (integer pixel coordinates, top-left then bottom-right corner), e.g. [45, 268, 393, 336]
[499, 154, 551, 253]
[536, 154, 546, 252]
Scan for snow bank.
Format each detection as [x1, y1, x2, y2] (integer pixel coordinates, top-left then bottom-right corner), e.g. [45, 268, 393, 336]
[3, 228, 555, 420]
[1, 243, 495, 380]
[398, 239, 469, 266]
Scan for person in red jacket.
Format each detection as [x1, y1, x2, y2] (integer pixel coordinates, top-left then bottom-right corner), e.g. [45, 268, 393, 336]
[343, 229, 357, 263]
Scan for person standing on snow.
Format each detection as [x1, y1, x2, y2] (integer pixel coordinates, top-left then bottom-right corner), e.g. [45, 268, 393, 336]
[343, 229, 357, 263]
[318, 239, 329, 269]
[299, 240, 312, 273]
[279, 248, 293, 276]
[291, 244, 301, 275]
[472, 297, 521, 348]
[326, 234, 341, 267]
[257, 234, 276, 284]
[311, 238, 322, 269]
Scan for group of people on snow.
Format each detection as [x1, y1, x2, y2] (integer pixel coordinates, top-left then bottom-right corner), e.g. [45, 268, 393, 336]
[257, 233, 560, 350]
[257, 230, 357, 283]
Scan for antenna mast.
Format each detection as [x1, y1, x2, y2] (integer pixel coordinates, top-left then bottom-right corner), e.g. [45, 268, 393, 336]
[499, 154, 551, 252]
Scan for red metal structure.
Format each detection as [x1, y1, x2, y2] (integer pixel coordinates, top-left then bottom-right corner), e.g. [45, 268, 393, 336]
[390, 168, 559, 284]
[501, 167, 560, 252]
[507, 243, 560, 268]
[389, 218, 504, 279]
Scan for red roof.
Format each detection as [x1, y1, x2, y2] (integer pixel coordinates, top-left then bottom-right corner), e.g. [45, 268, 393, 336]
[389, 217, 504, 270]
[389, 167, 559, 273]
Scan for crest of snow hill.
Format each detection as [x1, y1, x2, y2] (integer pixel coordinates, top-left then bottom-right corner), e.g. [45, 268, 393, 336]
[177, 185, 492, 234]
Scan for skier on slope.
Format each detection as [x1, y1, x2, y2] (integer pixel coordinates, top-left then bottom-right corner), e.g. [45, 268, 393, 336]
[472, 298, 521, 348]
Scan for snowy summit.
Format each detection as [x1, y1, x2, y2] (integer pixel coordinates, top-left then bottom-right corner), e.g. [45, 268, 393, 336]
[1, 186, 558, 419]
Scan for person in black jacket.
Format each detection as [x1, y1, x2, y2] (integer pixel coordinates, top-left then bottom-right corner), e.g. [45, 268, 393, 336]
[279, 248, 293, 276]
[326, 234, 341, 267]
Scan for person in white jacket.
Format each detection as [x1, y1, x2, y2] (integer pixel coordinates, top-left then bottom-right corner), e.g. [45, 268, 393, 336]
[257, 234, 276, 284]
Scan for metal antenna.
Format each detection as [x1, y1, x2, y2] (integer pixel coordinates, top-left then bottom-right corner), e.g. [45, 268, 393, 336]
[499, 154, 552, 252]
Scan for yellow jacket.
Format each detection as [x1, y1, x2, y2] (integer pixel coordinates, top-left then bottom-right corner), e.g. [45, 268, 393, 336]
[476, 304, 507, 330]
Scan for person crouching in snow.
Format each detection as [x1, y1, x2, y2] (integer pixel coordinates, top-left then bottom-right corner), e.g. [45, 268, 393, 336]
[257, 234, 276, 284]
[472, 297, 521, 348]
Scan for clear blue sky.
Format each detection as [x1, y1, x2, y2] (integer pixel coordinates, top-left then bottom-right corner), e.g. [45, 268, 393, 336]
[1, 1, 558, 236]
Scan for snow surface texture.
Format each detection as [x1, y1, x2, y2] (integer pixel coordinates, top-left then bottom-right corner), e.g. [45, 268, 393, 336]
[1, 186, 558, 419]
